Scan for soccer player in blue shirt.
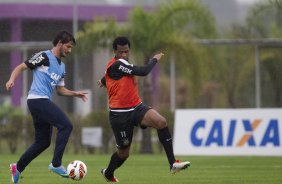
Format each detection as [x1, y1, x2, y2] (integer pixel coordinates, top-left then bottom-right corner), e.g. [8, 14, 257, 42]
[6, 30, 88, 183]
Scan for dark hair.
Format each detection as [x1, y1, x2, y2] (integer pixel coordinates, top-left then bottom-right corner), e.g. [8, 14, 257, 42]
[112, 36, 130, 50]
[52, 31, 76, 46]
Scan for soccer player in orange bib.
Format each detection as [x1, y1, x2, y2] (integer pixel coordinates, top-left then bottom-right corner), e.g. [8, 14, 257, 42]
[98, 36, 190, 182]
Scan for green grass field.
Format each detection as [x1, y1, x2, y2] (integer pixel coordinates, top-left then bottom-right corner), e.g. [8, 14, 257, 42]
[1, 153, 282, 184]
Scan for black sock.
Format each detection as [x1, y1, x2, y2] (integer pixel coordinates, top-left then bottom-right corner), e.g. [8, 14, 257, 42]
[105, 152, 126, 179]
[157, 127, 175, 167]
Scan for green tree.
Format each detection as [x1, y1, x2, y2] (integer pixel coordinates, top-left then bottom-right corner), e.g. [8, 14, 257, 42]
[246, 0, 282, 38]
[261, 53, 282, 106]
[204, 0, 282, 108]
[245, 0, 282, 107]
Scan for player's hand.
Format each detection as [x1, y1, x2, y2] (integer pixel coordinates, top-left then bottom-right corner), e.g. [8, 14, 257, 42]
[153, 53, 164, 61]
[74, 91, 88, 102]
[6, 80, 14, 91]
[97, 80, 104, 88]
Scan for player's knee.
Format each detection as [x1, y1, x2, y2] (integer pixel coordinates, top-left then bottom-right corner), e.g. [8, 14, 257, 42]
[157, 116, 167, 129]
[68, 123, 73, 131]
[37, 140, 51, 150]
[64, 121, 73, 132]
[121, 152, 130, 160]
[43, 141, 51, 149]
[117, 149, 130, 160]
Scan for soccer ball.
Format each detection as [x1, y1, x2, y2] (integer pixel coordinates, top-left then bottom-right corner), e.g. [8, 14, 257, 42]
[67, 160, 87, 181]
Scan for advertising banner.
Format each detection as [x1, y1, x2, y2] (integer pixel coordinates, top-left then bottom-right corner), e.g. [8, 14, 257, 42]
[173, 109, 282, 156]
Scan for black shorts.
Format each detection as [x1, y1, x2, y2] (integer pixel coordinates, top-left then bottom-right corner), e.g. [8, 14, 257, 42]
[109, 103, 152, 149]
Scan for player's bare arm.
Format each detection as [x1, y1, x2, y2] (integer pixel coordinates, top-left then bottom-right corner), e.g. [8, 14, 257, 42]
[56, 86, 88, 102]
[6, 63, 28, 90]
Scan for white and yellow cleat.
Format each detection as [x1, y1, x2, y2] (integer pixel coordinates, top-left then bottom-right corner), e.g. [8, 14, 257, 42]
[170, 160, 190, 174]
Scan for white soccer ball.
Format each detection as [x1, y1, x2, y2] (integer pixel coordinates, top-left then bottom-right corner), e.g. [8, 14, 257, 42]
[67, 160, 87, 181]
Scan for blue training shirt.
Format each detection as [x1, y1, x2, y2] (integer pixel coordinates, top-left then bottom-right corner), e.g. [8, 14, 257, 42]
[24, 50, 65, 100]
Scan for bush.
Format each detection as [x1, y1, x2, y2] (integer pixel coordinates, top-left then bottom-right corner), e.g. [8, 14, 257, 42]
[0, 105, 25, 154]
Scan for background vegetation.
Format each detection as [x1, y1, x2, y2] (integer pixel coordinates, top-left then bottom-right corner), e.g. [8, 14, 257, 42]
[1, 0, 282, 154]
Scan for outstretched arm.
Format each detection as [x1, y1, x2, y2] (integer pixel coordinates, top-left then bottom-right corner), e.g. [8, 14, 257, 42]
[56, 86, 88, 102]
[126, 53, 164, 76]
[109, 53, 164, 79]
[6, 63, 28, 91]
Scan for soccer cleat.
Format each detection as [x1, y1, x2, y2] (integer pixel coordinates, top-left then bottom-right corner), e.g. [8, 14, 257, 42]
[170, 160, 190, 174]
[101, 168, 119, 182]
[10, 163, 20, 184]
[48, 163, 69, 178]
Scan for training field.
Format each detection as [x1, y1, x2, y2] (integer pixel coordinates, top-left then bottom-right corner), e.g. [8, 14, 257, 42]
[0, 153, 281, 184]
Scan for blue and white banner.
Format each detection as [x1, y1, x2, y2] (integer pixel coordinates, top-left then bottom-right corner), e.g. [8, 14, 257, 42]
[173, 109, 282, 156]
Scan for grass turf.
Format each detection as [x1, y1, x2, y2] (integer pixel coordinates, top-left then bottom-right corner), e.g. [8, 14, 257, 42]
[1, 153, 282, 184]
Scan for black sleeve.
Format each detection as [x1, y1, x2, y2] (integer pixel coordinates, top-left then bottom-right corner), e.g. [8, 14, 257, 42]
[107, 58, 157, 80]
[101, 76, 106, 87]
[24, 51, 49, 70]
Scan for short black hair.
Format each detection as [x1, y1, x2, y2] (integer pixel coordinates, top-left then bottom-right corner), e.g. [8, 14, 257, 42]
[112, 36, 130, 50]
[52, 31, 76, 46]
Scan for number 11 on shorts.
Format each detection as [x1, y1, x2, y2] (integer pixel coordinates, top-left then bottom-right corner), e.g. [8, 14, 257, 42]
[120, 131, 126, 137]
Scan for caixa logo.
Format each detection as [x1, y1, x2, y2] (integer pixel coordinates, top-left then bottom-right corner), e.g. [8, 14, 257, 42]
[191, 119, 280, 147]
